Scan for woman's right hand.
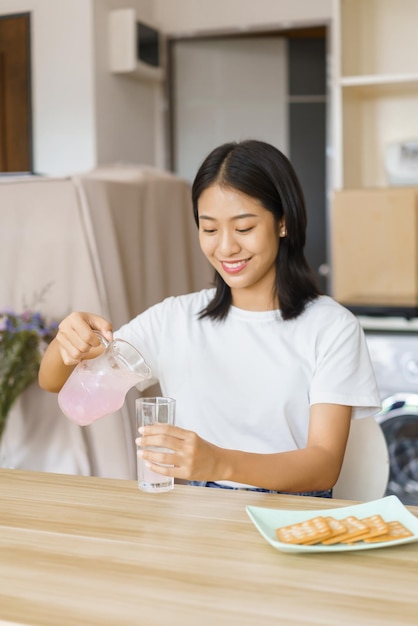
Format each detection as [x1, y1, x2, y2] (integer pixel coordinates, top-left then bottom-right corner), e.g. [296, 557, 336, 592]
[39, 312, 113, 392]
[55, 312, 113, 366]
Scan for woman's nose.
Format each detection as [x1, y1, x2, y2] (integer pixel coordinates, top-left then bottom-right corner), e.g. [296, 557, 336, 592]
[217, 230, 241, 256]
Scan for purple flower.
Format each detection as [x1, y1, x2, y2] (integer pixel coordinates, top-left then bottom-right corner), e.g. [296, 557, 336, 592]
[0, 307, 58, 431]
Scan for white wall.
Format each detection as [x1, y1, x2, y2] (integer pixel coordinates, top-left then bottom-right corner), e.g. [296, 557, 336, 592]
[0, 0, 163, 175]
[0, 0, 333, 175]
[154, 0, 332, 33]
[92, 0, 166, 170]
[0, 0, 96, 175]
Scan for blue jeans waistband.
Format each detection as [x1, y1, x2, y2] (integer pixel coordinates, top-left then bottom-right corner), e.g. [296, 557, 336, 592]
[188, 481, 332, 498]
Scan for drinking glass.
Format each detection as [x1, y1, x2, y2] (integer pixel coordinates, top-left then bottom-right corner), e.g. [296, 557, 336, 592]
[136, 397, 176, 493]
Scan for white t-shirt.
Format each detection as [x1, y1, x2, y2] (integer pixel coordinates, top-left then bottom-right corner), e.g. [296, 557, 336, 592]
[116, 289, 381, 485]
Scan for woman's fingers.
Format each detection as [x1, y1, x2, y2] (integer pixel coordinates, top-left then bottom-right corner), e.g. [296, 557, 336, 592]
[56, 312, 113, 364]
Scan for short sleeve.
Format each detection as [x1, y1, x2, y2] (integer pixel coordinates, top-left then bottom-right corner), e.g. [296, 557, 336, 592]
[309, 312, 381, 419]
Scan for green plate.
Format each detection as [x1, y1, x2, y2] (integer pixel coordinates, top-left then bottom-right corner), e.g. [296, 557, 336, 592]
[246, 495, 418, 553]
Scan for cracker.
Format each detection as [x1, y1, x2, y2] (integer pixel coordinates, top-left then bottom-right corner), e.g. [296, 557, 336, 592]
[276, 516, 332, 545]
[275, 514, 413, 548]
[364, 520, 413, 543]
[323, 516, 347, 541]
[343, 514, 389, 544]
[322, 516, 368, 545]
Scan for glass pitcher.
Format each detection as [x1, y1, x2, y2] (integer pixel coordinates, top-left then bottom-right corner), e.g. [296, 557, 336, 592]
[58, 335, 152, 426]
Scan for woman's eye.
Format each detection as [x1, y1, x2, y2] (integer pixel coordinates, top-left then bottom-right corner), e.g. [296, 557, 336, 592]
[236, 227, 253, 233]
[202, 228, 216, 234]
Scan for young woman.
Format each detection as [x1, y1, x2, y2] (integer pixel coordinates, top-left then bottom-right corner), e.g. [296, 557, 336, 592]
[39, 140, 380, 496]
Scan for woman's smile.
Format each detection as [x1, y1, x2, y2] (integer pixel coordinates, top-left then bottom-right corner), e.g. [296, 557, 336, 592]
[220, 258, 251, 274]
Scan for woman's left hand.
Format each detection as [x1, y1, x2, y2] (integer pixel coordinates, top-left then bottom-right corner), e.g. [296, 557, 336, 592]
[136, 424, 223, 481]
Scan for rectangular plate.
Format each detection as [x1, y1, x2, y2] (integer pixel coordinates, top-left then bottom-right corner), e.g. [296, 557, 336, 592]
[246, 495, 418, 553]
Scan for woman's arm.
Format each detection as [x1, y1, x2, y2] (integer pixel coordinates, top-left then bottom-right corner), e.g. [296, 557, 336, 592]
[220, 404, 352, 491]
[136, 403, 352, 492]
[38, 312, 113, 392]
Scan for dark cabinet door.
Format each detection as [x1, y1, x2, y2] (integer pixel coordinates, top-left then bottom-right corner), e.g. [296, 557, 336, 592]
[0, 13, 32, 173]
[288, 36, 327, 294]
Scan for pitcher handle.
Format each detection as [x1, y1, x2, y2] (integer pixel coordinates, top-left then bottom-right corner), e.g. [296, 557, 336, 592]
[94, 331, 110, 349]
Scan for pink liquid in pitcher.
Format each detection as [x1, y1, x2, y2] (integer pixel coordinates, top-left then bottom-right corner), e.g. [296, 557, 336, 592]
[58, 364, 141, 426]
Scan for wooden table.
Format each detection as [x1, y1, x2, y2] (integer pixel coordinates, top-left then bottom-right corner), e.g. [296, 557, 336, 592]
[1, 469, 418, 625]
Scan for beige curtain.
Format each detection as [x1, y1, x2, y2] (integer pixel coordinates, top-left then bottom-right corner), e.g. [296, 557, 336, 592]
[0, 167, 211, 478]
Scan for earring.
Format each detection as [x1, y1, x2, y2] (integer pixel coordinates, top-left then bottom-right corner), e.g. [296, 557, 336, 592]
[280, 228, 287, 237]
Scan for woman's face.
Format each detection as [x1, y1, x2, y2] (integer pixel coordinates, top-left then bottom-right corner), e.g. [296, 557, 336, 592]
[197, 184, 284, 310]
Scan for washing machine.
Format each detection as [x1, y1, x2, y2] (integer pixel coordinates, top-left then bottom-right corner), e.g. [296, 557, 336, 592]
[365, 330, 418, 505]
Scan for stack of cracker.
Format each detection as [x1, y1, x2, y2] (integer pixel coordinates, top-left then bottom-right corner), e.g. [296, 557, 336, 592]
[276, 514, 413, 546]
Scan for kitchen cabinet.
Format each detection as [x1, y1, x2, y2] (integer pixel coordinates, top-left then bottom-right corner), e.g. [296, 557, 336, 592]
[331, 187, 418, 317]
[331, 0, 418, 190]
[330, 0, 418, 320]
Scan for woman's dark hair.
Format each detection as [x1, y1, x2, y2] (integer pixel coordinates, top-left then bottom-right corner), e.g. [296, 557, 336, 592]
[192, 139, 321, 321]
